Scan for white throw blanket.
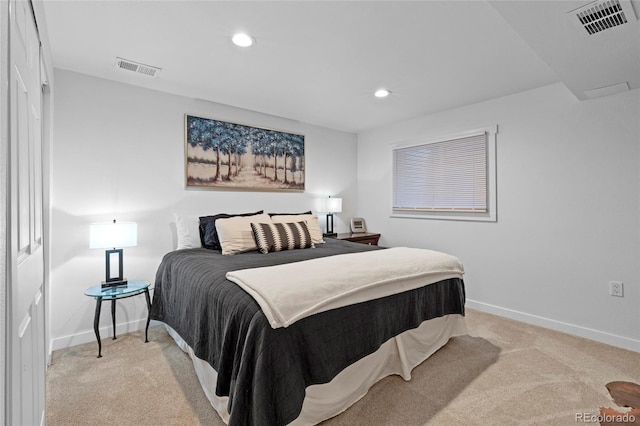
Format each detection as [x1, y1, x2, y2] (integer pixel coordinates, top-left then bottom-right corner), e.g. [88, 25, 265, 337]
[226, 247, 464, 329]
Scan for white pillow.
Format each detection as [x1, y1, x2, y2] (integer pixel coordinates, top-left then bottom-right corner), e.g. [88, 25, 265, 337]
[174, 214, 201, 250]
[215, 213, 272, 255]
[270, 214, 324, 244]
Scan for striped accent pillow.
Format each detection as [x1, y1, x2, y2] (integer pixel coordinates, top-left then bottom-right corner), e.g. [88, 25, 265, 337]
[250, 221, 314, 254]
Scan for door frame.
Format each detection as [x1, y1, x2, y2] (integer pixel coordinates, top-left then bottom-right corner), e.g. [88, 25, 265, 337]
[1, 0, 11, 422]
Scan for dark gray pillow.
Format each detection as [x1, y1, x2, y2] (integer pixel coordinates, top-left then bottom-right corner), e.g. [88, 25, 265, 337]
[268, 211, 312, 217]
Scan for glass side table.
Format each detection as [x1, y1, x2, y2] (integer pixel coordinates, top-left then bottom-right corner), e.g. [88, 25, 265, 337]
[84, 280, 151, 358]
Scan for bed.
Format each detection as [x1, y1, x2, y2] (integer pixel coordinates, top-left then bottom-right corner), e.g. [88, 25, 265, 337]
[151, 216, 467, 425]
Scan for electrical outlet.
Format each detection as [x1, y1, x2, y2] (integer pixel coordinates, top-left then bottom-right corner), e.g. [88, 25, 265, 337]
[610, 281, 624, 297]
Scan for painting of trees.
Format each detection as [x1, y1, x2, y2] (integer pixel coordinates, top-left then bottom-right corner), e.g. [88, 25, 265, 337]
[185, 114, 305, 191]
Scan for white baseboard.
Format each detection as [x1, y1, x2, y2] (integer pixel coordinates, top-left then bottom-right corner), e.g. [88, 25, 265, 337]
[466, 299, 640, 353]
[50, 319, 163, 352]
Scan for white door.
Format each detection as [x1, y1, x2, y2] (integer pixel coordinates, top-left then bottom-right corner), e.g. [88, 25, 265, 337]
[8, 0, 46, 424]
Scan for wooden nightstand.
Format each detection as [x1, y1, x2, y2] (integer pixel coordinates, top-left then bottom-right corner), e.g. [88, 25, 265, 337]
[335, 232, 381, 246]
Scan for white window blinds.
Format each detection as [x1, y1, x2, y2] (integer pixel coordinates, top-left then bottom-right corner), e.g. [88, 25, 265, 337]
[393, 132, 488, 212]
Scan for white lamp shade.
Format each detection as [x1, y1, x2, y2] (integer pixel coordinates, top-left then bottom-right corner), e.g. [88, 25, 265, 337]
[318, 197, 342, 213]
[89, 222, 138, 249]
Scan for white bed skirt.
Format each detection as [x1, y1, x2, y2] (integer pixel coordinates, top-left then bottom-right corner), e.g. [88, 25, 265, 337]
[165, 314, 468, 425]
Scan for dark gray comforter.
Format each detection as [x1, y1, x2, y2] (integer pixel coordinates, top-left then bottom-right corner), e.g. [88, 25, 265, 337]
[151, 239, 465, 425]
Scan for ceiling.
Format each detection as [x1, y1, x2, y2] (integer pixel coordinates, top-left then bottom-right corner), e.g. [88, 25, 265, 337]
[39, 1, 640, 133]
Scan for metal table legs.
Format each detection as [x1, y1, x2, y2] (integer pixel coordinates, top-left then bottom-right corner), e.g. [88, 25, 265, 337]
[93, 298, 103, 358]
[144, 288, 151, 343]
[92, 298, 115, 358]
[111, 299, 117, 340]
[92, 291, 152, 358]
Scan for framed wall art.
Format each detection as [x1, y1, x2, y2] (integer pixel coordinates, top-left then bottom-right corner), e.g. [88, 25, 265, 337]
[185, 114, 305, 192]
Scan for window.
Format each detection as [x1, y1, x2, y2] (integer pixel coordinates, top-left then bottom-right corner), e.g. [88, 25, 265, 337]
[392, 126, 497, 222]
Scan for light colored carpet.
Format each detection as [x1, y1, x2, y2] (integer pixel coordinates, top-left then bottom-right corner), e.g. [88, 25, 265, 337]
[46, 309, 640, 425]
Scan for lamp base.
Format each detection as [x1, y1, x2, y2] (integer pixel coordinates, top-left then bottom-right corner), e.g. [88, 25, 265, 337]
[101, 279, 128, 290]
[325, 213, 336, 237]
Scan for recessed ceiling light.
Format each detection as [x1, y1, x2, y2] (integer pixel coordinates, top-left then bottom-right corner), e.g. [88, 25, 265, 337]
[374, 88, 391, 98]
[232, 33, 255, 47]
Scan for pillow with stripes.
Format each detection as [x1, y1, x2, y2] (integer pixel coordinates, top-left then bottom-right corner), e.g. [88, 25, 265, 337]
[250, 221, 314, 254]
[270, 214, 324, 245]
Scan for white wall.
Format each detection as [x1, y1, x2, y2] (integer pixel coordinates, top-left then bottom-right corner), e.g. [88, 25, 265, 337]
[357, 83, 640, 351]
[52, 73, 640, 352]
[50, 70, 358, 350]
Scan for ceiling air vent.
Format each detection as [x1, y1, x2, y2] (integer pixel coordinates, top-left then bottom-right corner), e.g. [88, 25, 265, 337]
[568, 0, 637, 35]
[115, 57, 161, 78]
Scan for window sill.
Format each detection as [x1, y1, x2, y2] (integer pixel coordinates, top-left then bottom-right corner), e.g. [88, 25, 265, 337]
[391, 211, 496, 222]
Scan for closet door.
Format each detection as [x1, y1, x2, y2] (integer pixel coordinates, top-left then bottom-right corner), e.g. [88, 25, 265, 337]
[8, 0, 46, 424]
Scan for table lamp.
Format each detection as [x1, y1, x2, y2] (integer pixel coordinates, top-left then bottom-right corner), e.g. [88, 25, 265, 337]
[90, 220, 137, 288]
[319, 196, 342, 237]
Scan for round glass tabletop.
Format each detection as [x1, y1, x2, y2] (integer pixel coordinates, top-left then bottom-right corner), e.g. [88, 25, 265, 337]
[84, 280, 150, 299]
